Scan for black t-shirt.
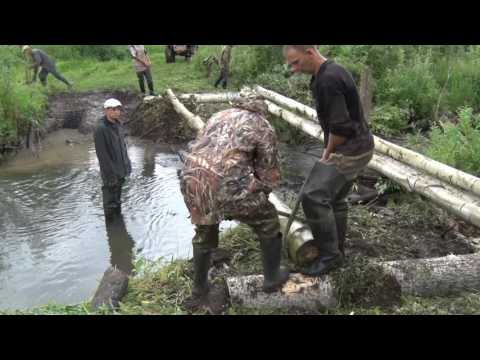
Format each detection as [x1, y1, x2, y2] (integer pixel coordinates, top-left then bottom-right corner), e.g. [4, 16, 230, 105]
[310, 59, 374, 156]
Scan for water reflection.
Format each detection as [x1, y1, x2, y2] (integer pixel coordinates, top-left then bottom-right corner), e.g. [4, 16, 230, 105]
[105, 214, 135, 275]
[141, 144, 156, 178]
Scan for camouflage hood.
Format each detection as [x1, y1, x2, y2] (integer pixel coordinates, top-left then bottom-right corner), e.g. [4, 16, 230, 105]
[229, 87, 268, 116]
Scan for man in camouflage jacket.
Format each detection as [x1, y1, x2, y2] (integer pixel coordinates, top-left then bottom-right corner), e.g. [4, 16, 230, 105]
[180, 100, 289, 311]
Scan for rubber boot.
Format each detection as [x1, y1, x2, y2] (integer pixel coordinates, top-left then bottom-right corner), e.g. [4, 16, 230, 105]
[334, 181, 353, 258]
[335, 206, 348, 258]
[191, 246, 212, 299]
[300, 206, 344, 276]
[259, 233, 290, 293]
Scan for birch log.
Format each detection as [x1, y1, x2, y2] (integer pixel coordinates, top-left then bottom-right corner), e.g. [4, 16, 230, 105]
[227, 253, 480, 310]
[264, 99, 480, 228]
[178, 92, 242, 103]
[255, 85, 480, 198]
[165, 89, 316, 260]
[166, 89, 205, 132]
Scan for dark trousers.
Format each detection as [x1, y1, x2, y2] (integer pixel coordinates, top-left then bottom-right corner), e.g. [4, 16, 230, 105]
[214, 68, 228, 89]
[102, 178, 125, 218]
[193, 196, 280, 250]
[38, 68, 71, 87]
[301, 162, 352, 261]
[136, 69, 155, 94]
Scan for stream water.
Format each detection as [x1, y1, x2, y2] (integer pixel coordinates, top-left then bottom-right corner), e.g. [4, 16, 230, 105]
[0, 129, 236, 310]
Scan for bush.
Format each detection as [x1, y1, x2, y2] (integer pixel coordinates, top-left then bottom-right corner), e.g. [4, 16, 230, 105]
[370, 104, 410, 137]
[38, 45, 127, 61]
[427, 106, 480, 176]
[255, 65, 312, 104]
[231, 45, 284, 85]
[377, 54, 440, 122]
[443, 59, 480, 112]
[0, 46, 46, 142]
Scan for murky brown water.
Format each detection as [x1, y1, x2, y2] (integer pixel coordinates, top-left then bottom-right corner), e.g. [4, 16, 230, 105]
[0, 129, 235, 310]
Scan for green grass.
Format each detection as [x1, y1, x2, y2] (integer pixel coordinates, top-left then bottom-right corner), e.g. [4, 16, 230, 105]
[5, 217, 480, 315]
[43, 45, 222, 94]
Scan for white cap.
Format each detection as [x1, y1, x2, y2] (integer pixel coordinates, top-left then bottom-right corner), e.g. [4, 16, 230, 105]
[103, 98, 122, 109]
[22, 45, 31, 52]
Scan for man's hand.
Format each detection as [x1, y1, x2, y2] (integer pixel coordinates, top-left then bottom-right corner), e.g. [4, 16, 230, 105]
[320, 152, 331, 163]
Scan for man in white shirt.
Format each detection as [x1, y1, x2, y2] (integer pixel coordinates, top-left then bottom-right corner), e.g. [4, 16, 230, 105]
[128, 45, 157, 96]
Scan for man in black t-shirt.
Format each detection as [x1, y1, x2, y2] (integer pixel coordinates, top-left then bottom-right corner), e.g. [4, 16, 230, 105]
[284, 45, 374, 276]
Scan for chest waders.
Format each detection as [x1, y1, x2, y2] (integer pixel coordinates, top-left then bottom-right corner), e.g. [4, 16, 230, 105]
[297, 161, 353, 276]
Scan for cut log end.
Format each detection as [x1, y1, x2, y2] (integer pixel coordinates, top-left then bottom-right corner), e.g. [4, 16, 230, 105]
[91, 267, 129, 310]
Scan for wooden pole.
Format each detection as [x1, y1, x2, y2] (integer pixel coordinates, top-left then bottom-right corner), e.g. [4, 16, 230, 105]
[255, 85, 480, 198]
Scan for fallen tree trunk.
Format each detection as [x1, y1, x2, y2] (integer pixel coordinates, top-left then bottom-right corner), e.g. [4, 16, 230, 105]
[166, 89, 205, 132]
[91, 267, 129, 310]
[268, 193, 318, 265]
[166, 91, 316, 263]
[178, 92, 242, 103]
[227, 253, 480, 311]
[265, 99, 480, 228]
[255, 85, 480, 198]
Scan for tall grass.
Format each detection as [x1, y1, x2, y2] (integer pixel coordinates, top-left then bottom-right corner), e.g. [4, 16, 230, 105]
[427, 106, 480, 176]
[0, 46, 46, 142]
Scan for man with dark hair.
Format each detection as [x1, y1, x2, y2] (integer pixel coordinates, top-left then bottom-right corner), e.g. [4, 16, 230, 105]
[94, 98, 132, 221]
[180, 99, 289, 313]
[22, 46, 72, 88]
[284, 45, 374, 276]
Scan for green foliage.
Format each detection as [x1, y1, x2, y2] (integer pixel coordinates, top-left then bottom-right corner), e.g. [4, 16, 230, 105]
[440, 58, 480, 111]
[374, 177, 402, 195]
[230, 45, 284, 85]
[377, 54, 440, 121]
[427, 106, 480, 176]
[39, 45, 127, 61]
[370, 104, 410, 136]
[0, 46, 46, 141]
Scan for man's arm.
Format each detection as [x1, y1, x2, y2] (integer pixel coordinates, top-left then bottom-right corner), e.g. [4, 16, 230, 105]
[322, 133, 347, 162]
[319, 79, 355, 161]
[129, 46, 149, 68]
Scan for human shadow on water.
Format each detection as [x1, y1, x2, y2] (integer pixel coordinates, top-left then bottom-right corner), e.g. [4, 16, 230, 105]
[105, 213, 135, 275]
[91, 213, 135, 310]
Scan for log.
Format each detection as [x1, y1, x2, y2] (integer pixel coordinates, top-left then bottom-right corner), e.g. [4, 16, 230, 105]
[255, 85, 480, 198]
[227, 273, 338, 311]
[178, 92, 242, 103]
[227, 253, 480, 310]
[268, 193, 318, 265]
[166, 92, 316, 264]
[91, 267, 129, 310]
[264, 99, 480, 228]
[359, 66, 374, 122]
[381, 253, 480, 297]
[165, 89, 205, 132]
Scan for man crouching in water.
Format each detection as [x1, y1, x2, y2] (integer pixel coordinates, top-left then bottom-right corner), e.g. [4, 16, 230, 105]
[179, 98, 290, 313]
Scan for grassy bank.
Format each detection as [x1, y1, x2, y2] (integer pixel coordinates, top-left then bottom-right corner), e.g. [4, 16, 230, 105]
[3, 191, 480, 315]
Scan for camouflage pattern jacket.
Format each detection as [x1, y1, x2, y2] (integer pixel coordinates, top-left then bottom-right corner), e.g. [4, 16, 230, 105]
[180, 108, 281, 225]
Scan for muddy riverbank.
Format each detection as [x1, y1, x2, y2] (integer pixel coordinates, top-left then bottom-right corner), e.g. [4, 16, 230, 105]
[2, 90, 480, 313]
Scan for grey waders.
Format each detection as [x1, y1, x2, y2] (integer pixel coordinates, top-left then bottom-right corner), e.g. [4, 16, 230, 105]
[300, 161, 353, 276]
